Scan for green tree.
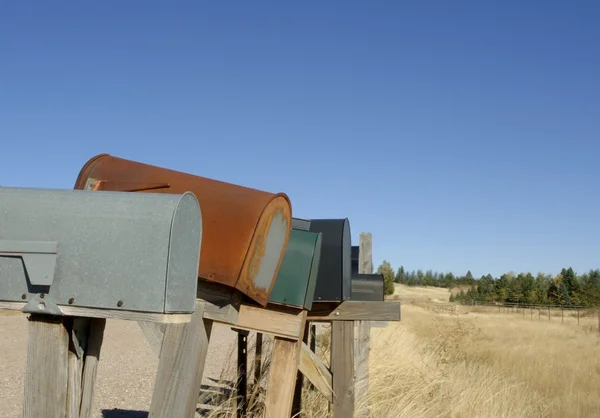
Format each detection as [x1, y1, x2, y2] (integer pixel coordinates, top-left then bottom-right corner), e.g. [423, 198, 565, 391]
[395, 266, 405, 284]
[377, 260, 396, 296]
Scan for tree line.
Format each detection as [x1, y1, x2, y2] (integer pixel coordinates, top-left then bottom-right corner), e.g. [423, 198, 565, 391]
[375, 260, 600, 306]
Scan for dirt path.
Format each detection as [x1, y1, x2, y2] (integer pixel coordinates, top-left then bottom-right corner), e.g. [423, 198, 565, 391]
[0, 314, 243, 418]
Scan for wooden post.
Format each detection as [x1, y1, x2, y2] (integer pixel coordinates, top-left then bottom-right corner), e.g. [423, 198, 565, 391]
[577, 308, 580, 325]
[548, 307, 550, 321]
[291, 325, 310, 416]
[23, 315, 70, 418]
[355, 232, 372, 418]
[562, 308, 564, 323]
[79, 318, 107, 418]
[331, 321, 355, 418]
[149, 301, 213, 418]
[235, 328, 250, 418]
[264, 311, 308, 418]
[254, 332, 263, 387]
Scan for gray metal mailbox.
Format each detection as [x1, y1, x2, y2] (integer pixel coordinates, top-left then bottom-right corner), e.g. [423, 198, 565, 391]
[0, 186, 202, 316]
[292, 217, 351, 303]
[351, 273, 384, 301]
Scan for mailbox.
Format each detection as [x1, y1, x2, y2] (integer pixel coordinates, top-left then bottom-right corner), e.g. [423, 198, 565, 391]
[73, 153, 292, 307]
[351, 245, 359, 277]
[292, 218, 351, 303]
[268, 229, 322, 310]
[351, 274, 384, 302]
[0, 186, 202, 316]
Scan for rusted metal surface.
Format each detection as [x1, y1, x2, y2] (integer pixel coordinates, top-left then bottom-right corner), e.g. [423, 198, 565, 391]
[73, 154, 292, 306]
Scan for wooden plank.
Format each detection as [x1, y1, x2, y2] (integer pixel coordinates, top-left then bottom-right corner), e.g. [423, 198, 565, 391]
[149, 301, 213, 418]
[23, 315, 69, 418]
[264, 311, 307, 418]
[308, 300, 401, 321]
[355, 232, 372, 418]
[67, 318, 90, 418]
[233, 303, 305, 340]
[138, 321, 166, 357]
[0, 301, 191, 323]
[331, 321, 354, 418]
[196, 280, 242, 325]
[79, 318, 106, 418]
[292, 325, 310, 416]
[298, 342, 333, 402]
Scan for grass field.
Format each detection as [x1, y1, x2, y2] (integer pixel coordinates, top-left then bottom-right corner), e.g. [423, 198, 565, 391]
[209, 283, 600, 417]
[4, 284, 599, 417]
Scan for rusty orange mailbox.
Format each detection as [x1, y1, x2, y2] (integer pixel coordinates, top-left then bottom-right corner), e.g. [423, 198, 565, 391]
[73, 154, 292, 307]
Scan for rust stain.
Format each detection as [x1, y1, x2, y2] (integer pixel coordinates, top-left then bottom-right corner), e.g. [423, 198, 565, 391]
[73, 153, 293, 306]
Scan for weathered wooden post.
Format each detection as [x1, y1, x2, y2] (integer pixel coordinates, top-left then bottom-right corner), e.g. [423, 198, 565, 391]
[355, 232, 373, 418]
[0, 186, 202, 418]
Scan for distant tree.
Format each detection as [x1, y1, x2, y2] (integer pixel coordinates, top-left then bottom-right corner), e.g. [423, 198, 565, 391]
[395, 266, 405, 284]
[377, 260, 396, 296]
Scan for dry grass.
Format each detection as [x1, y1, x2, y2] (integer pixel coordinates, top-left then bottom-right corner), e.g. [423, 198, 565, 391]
[201, 283, 600, 417]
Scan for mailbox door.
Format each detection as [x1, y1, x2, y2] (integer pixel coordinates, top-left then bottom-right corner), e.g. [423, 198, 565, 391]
[308, 218, 351, 302]
[268, 229, 322, 309]
[73, 154, 292, 307]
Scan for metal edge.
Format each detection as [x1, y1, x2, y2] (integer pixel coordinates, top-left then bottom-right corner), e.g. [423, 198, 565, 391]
[303, 231, 322, 311]
[72, 153, 111, 189]
[164, 191, 202, 313]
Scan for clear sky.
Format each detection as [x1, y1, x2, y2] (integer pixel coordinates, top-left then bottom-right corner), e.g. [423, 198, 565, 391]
[1, 1, 599, 278]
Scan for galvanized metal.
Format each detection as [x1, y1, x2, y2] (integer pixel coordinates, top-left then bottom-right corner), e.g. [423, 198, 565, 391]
[0, 186, 202, 315]
[302, 218, 352, 303]
[268, 229, 322, 310]
[73, 154, 292, 306]
[351, 273, 384, 302]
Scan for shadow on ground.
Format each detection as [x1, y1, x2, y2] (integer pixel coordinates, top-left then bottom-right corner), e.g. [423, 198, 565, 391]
[101, 379, 237, 418]
[101, 410, 147, 418]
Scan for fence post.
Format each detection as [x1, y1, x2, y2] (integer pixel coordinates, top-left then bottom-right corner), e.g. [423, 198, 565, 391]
[355, 232, 372, 418]
[548, 307, 550, 321]
[561, 308, 564, 324]
[577, 308, 580, 326]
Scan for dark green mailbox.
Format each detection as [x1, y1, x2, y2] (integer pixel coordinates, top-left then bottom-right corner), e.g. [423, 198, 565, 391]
[268, 229, 322, 310]
[292, 217, 351, 303]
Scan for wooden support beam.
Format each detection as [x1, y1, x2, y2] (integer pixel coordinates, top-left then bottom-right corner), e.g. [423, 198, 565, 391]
[355, 232, 372, 418]
[149, 301, 213, 418]
[298, 342, 333, 403]
[0, 301, 190, 323]
[331, 321, 354, 418]
[79, 318, 106, 418]
[233, 303, 305, 340]
[23, 315, 69, 418]
[292, 325, 310, 416]
[308, 300, 401, 322]
[264, 310, 308, 418]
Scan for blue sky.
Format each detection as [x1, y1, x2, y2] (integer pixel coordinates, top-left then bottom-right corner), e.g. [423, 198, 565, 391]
[1, 1, 599, 278]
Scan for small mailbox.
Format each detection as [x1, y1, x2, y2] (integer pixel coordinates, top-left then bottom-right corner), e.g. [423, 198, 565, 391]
[73, 153, 292, 307]
[268, 229, 322, 310]
[351, 245, 359, 277]
[292, 217, 351, 303]
[0, 186, 202, 316]
[351, 274, 385, 302]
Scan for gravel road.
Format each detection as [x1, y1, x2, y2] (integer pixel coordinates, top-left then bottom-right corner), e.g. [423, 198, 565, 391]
[0, 313, 246, 418]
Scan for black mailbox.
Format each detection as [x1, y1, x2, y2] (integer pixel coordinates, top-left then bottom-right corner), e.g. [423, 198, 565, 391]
[351, 245, 359, 277]
[351, 273, 384, 301]
[292, 217, 351, 302]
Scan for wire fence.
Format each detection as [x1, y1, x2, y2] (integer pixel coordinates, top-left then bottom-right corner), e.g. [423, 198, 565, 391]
[457, 300, 600, 339]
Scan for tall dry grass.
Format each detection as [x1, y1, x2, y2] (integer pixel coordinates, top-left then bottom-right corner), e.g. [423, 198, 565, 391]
[200, 284, 600, 417]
